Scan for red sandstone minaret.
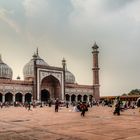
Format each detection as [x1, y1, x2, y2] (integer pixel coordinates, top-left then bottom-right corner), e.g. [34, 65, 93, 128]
[92, 42, 100, 100]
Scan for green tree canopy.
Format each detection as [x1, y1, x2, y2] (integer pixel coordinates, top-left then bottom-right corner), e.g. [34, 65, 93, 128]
[128, 89, 140, 95]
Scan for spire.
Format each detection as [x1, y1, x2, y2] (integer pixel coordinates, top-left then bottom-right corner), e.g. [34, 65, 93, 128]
[92, 42, 99, 50]
[36, 47, 39, 56]
[0, 54, 3, 63]
[62, 58, 67, 70]
[32, 47, 38, 59]
[32, 52, 37, 59]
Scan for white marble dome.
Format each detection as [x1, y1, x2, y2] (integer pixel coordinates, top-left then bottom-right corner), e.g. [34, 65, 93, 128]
[65, 70, 75, 84]
[0, 55, 13, 79]
[23, 53, 49, 80]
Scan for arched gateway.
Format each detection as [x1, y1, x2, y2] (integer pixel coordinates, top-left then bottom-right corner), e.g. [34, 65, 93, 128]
[40, 75, 61, 100]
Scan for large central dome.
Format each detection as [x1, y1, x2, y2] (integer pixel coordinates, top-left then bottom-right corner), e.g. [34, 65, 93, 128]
[0, 55, 13, 79]
[23, 51, 49, 81]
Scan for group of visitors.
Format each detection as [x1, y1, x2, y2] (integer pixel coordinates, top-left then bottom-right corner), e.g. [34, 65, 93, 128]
[112, 97, 140, 115]
[1, 97, 140, 117]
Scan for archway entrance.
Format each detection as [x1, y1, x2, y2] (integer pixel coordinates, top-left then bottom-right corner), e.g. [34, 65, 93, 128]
[89, 95, 93, 102]
[41, 75, 61, 100]
[15, 93, 23, 102]
[5, 92, 13, 102]
[0, 93, 2, 102]
[25, 93, 32, 102]
[78, 95, 82, 102]
[71, 94, 76, 102]
[137, 98, 140, 107]
[83, 95, 87, 102]
[41, 89, 50, 102]
[65, 94, 70, 101]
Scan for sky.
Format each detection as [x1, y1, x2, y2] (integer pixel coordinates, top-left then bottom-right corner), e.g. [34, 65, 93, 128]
[0, 0, 140, 96]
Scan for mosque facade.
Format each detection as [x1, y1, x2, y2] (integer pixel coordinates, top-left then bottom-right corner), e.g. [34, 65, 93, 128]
[0, 43, 100, 104]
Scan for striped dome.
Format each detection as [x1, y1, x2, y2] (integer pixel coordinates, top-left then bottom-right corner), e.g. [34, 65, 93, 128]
[23, 53, 49, 81]
[65, 70, 75, 84]
[0, 55, 13, 79]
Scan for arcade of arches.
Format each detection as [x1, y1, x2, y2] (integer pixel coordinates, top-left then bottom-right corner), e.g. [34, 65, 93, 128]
[65, 94, 93, 102]
[0, 92, 32, 103]
[0, 92, 94, 103]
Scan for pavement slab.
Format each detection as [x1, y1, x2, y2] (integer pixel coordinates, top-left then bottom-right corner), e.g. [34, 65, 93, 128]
[0, 106, 140, 140]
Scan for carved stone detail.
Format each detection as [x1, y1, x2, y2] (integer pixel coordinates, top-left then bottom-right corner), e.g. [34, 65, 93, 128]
[40, 71, 62, 84]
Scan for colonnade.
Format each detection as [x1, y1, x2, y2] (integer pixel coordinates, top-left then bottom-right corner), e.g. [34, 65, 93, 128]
[0, 92, 32, 103]
[65, 94, 93, 102]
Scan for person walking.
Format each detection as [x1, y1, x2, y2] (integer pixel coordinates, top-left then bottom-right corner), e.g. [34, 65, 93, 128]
[66, 101, 69, 108]
[55, 99, 59, 112]
[80, 102, 87, 117]
[28, 102, 31, 111]
[136, 98, 140, 112]
[113, 97, 121, 115]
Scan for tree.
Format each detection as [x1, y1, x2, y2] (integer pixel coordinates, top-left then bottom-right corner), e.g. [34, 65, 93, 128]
[122, 93, 127, 96]
[128, 89, 140, 96]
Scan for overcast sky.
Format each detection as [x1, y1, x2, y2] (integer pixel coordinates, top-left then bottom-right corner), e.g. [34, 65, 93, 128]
[0, 0, 140, 96]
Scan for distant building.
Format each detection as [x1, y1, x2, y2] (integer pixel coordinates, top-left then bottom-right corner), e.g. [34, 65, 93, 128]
[100, 96, 139, 101]
[0, 43, 100, 103]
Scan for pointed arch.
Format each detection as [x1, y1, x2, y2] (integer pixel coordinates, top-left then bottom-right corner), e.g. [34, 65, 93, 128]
[41, 75, 61, 99]
[25, 93, 32, 102]
[0, 93, 2, 102]
[5, 92, 13, 102]
[77, 94, 82, 102]
[65, 94, 70, 101]
[83, 95, 87, 102]
[71, 94, 76, 102]
[15, 93, 23, 102]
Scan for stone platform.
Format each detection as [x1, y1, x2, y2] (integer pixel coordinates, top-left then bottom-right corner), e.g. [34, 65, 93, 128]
[0, 106, 140, 140]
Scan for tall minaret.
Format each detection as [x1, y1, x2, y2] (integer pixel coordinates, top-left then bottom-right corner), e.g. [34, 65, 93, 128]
[92, 42, 100, 100]
[62, 58, 66, 100]
[33, 49, 38, 101]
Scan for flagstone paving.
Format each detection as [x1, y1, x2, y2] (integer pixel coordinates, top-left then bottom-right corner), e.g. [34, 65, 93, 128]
[0, 106, 140, 140]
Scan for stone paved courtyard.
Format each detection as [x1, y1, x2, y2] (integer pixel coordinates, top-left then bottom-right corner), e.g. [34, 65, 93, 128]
[0, 106, 140, 140]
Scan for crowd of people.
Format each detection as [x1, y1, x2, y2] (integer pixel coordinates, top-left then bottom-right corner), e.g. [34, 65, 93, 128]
[0, 97, 140, 116]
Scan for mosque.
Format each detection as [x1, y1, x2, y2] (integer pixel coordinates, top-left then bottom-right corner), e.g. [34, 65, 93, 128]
[0, 43, 100, 104]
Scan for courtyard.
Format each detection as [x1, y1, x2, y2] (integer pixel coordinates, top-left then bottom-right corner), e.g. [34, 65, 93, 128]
[0, 106, 140, 140]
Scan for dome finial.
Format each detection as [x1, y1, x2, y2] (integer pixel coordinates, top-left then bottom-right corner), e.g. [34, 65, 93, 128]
[92, 41, 99, 50]
[17, 75, 20, 80]
[32, 52, 37, 59]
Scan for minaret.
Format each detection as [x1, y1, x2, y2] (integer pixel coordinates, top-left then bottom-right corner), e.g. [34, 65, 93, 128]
[33, 49, 38, 101]
[92, 42, 100, 100]
[62, 58, 66, 100]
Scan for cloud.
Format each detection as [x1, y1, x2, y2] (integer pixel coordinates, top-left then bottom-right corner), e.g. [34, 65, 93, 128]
[22, 0, 48, 17]
[69, 0, 140, 26]
[0, 8, 20, 33]
[70, 0, 102, 21]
